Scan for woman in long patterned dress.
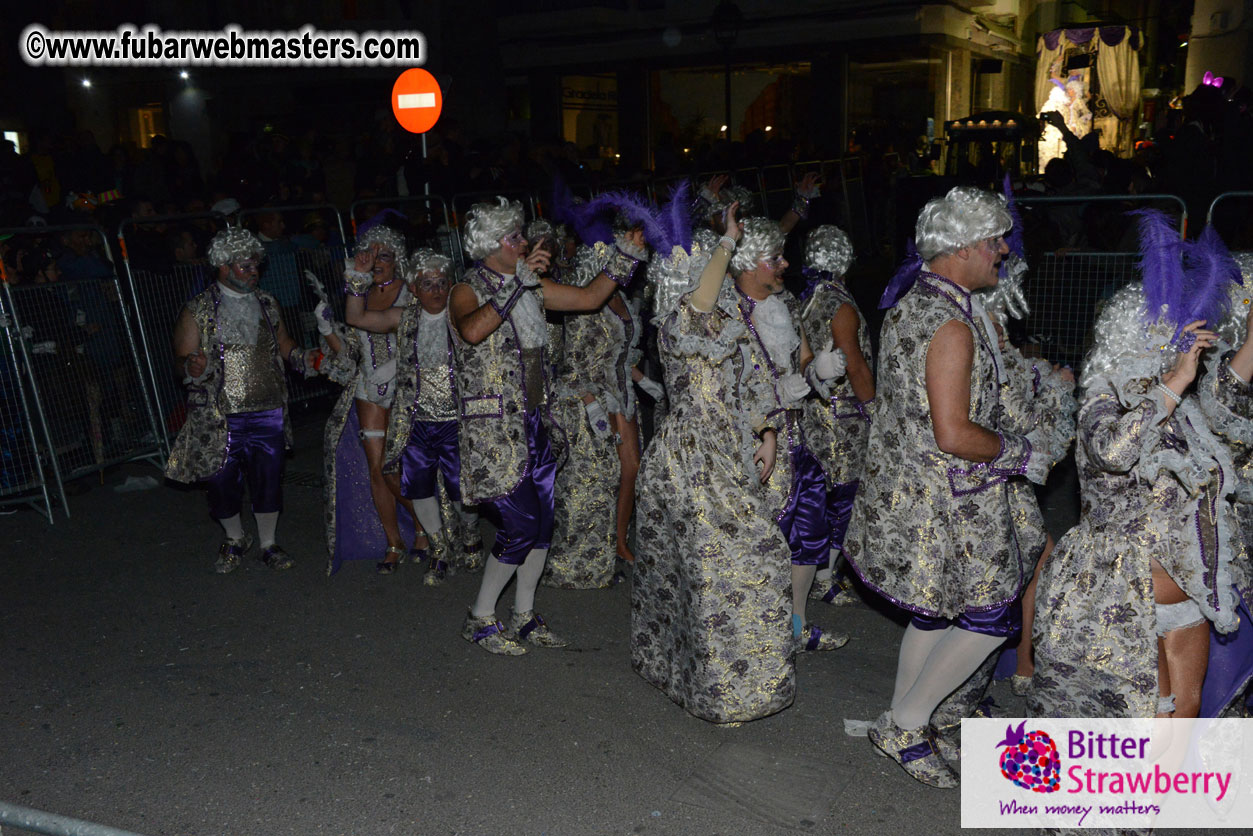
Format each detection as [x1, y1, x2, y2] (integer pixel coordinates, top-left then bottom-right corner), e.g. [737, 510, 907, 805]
[545, 226, 648, 588]
[1031, 213, 1251, 720]
[632, 204, 798, 723]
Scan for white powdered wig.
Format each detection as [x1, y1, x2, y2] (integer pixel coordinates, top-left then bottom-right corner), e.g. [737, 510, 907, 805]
[355, 225, 407, 260]
[1079, 283, 1179, 390]
[730, 218, 785, 275]
[408, 247, 451, 277]
[804, 225, 854, 278]
[977, 254, 1030, 324]
[207, 227, 265, 268]
[463, 196, 524, 260]
[915, 186, 1012, 262]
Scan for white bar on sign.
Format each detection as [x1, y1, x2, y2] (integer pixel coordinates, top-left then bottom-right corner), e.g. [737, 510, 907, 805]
[397, 93, 436, 109]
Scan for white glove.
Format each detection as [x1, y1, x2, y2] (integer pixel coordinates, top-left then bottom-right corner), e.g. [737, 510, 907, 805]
[31, 340, 58, 355]
[813, 341, 846, 381]
[516, 258, 542, 288]
[699, 185, 719, 205]
[75, 309, 87, 327]
[314, 301, 334, 336]
[635, 376, 664, 400]
[20, 325, 34, 340]
[778, 372, 810, 405]
[584, 399, 612, 440]
[796, 181, 821, 199]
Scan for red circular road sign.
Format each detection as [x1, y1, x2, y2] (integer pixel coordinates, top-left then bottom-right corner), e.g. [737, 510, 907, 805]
[391, 68, 443, 134]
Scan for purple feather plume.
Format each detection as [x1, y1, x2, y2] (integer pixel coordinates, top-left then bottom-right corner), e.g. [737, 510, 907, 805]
[586, 189, 665, 248]
[879, 239, 923, 309]
[1131, 208, 1186, 327]
[657, 180, 692, 254]
[1002, 173, 1025, 260]
[357, 208, 407, 237]
[1180, 224, 1241, 330]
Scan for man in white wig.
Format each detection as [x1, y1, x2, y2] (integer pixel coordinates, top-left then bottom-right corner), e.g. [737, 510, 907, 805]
[845, 187, 1051, 786]
[166, 227, 321, 573]
[451, 196, 641, 654]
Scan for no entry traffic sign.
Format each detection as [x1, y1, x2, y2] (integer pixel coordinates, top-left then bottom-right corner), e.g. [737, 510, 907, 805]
[392, 68, 443, 134]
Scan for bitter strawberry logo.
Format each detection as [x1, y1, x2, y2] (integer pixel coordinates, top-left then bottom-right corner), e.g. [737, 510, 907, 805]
[997, 721, 1061, 793]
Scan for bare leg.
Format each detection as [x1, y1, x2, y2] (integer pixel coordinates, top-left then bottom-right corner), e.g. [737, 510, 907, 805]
[1152, 557, 1210, 718]
[357, 400, 403, 558]
[1015, 533, 1055, 678]
[613, 412, 640, 562]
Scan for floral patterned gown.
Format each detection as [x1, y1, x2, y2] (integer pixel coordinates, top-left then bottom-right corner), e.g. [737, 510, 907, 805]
[631, 288, 795, 724]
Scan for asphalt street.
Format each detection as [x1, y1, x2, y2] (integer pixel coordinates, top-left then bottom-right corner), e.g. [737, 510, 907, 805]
[2, 412, 1191, 836]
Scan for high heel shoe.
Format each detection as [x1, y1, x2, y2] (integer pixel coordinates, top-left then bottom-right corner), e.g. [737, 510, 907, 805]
[377, 545, 405, 574]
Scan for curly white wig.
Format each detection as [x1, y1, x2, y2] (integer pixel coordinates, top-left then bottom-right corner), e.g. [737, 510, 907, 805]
[464, 196, 524, 261]
[408, 247, 451, 278]
[804, 225, 854, 278]
[355, 225, 407, 262]
[915, 186, 1012, 262]
[1080, 283, 1179, 390]
[207, 227, 265, 268]
[730, 218, 785, 275]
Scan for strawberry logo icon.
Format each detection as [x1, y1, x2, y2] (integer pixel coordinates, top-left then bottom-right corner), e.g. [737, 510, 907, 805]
[996, 721, 1061, 793]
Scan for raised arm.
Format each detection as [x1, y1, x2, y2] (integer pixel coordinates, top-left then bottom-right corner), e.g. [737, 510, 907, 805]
[690, 201, 742, 312]
[925, 319, 1001, 462]
[344, 291, 403, 333]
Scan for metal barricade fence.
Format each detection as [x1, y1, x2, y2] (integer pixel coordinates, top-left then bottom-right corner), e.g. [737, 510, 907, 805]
[117, 212, 230, 455]
[0, 285, 63, 521]
[0, 799, 150, 836]
[1014, 194, 1188, 370]
[0, 224, 164, 511]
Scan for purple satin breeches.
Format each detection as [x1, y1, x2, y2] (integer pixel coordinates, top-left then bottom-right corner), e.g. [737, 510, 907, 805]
[778, 444, 830, 566]
[205, 407, 284, 519]
[478, 408, 556, 565]
[400, 419, 462, 501]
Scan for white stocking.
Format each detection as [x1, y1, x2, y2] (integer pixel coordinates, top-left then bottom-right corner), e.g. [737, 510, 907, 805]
[218, 514, 245, 541]
[255, 511, 278, 548]
[891, 624, 954, 710]
[411, 497, 442, 535]
[471, 556, 518, 618]
[513, 547, 548, 614]
[792, 564, 818, 626]
[892, 627, 1004, 730]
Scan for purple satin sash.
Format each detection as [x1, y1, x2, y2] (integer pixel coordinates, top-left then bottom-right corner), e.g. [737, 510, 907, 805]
[1201, 589, 1253, 718]
[329, 406, 417, 575]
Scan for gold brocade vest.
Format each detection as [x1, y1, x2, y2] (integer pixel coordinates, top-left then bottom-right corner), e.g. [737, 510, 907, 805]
[165, 285, 292, 484]
[451, 265, 566, 504]
[382, 302, 459, 471]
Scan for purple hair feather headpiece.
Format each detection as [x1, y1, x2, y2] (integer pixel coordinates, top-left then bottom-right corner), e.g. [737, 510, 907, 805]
[1131, 208, 1187, 332]
[357, 208, 407, 237]
[1181, 223, 1240, 330]
[879, 239, 923, 309]
[656, 180, 692, 254]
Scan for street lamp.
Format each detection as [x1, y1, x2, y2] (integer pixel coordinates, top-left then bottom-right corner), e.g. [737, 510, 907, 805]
[710, 1, 742, 141]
